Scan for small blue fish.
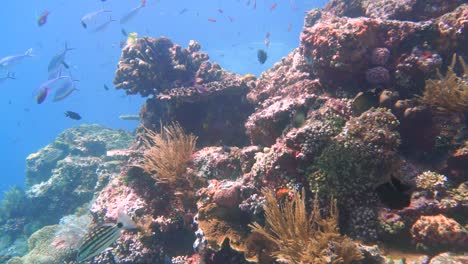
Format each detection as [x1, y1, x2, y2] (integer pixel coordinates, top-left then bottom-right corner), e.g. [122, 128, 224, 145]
[48, 43, 74, 76]
[0, 48, 33, 70]
[77, 212, 137, 262]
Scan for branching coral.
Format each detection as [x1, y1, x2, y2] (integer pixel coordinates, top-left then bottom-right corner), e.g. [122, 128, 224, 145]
[140, 122, 197, 185]
[249, 188, 362, 264]
[419, 54, 468, 114]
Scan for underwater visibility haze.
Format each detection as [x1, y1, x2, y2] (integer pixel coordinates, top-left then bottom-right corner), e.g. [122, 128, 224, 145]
[0, 0, 467, 263]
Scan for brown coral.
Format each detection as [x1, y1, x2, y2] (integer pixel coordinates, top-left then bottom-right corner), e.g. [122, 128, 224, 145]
[419, 54, 468, 114]
[249, 188, 363, 264]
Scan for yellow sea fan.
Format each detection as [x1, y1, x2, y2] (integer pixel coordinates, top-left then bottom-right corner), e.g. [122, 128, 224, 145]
[419, 54, 468, 114]
[249, 188, 363, 264]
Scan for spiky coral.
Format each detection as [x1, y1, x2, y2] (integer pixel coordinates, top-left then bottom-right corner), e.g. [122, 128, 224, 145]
[140, 122, 197, 185]
[419, 54, 468, 113]
[249, 188, 362, 264]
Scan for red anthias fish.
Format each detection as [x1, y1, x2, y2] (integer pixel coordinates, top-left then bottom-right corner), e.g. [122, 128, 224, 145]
[36, 88, 50, 104]
[37, 10, 50, 26]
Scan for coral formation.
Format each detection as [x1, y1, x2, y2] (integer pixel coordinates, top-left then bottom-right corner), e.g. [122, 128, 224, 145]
[250, 188, 363, 264]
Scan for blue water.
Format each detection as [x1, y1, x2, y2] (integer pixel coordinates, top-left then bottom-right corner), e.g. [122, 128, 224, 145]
[0, 0, 327, 197]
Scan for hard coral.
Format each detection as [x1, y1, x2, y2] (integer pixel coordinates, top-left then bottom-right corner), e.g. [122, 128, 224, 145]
[114, 37, 209, 97]
[249, 188, 363, 264]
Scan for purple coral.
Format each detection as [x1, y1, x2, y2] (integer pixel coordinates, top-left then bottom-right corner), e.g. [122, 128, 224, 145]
[371, 47, 391, 66]
[366, 66, 390, 84]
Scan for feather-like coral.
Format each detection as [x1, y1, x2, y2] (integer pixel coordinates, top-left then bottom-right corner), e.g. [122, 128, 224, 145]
[139, 122, 197, 185]
[419, 54, 468, 114]
[249, 188, 363, 264]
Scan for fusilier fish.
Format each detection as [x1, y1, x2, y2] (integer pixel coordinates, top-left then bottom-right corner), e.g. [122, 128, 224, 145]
[53, 79, 79, 102]
[33, 75, 71, 103]
[119, 114, 140, 120]
[120, 0, 146, 24]
[81, 9, 111, 29]
[92, 17, 116, 33]
[48, 43, 74, 76]
[0, 48, 33, 70]
[77, 212, 137, 262]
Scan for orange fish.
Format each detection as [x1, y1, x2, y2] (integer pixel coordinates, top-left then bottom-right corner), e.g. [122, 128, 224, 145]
[276, 188, 289, 199]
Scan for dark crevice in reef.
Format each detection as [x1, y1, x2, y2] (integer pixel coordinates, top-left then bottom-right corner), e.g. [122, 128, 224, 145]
[375, 177, 412, 210]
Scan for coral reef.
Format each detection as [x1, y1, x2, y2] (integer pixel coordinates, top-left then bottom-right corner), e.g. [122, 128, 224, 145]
[7, 0, 468, 263]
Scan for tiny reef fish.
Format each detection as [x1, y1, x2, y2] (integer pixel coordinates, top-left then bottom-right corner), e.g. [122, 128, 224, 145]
[77, 212, 137, 262]
[37, 10, 50, 26]
[208, 18, 217, 22]
[65, 111, 82, 120]
[257, 49, 268, 64]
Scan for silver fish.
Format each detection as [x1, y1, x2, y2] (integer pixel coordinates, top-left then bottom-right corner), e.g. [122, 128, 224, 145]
[0, 48, 33, 70]
[120, 5, 144, 24]
[53, 79, 78, 102]
[33, 75, 71, 101]
[92, 17, 116, 33]
[48, 43, 73, 75]
[77, 212, 137, 262]
[81, 9, 111, 28]
[118, 114, 140, 121]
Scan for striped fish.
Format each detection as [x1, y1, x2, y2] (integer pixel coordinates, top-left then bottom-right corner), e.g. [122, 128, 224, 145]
[77, 212, 137, 262]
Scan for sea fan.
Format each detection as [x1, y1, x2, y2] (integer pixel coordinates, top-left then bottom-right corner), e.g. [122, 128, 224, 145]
[139, 122, 197, 185]
[250, 188, 363, 264]
[419, 54, 468, 114]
